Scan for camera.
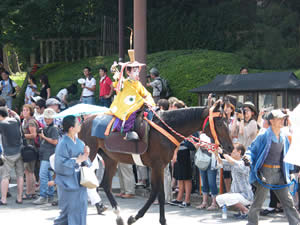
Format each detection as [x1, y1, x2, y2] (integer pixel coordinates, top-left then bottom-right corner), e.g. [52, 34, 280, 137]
[37, 128, 43, 134]
[235, 102, 244, 114]
[146, 74, 151, 79]
[210, 93, 216, 98]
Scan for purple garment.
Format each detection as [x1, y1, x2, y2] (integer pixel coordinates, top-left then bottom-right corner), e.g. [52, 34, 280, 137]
[113, 111, 137, 133]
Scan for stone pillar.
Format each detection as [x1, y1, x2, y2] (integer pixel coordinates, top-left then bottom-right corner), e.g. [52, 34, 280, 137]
[134, 0, 147, 85]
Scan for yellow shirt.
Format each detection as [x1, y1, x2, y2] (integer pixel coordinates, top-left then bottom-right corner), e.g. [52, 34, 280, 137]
[110, 79, 155, 120]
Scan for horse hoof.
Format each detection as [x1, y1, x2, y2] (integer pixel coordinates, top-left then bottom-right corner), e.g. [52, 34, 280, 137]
[116, 217, 124, 225]
[127, 215, 136, 225]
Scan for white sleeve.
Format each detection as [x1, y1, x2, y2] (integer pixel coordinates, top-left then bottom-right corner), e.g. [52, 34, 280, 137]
[91, 78, 96, 86]
[12, 80, 18, 88]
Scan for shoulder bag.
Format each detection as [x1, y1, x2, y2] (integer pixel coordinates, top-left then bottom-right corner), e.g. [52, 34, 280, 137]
[194, 148, 211, 171]
[20, 121, 38, 162]
[80, 166, 99, 189]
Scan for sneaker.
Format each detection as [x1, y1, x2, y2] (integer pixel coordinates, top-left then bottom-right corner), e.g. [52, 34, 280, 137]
[179, 202, 191, 208]
[135, 182, 146, 189]
[95, 202, 108, 214]
[33, 197, 48, 205]
[48, 196, 55, 203]
[235, 213, 248, 220]
[168, 199, 182, 206]
[260, 208, 276, 216]
[234, 212, 241, 218]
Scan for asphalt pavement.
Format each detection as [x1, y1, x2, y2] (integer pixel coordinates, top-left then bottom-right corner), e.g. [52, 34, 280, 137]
[0, 179, 291, 225]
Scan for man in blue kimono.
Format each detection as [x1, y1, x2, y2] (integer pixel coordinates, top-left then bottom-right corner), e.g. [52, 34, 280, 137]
[245, 109, 300, 225]
[54, 131, 90, 225]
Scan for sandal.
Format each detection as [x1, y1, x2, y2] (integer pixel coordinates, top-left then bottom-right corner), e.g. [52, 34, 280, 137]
[22, 194, 33, 200]
[115, 193, 125, 198]
[0, 200, 7, 206]
[16, 200, 23, 204]
[207, 204, 218, 211]
[196, 202, 208, 209]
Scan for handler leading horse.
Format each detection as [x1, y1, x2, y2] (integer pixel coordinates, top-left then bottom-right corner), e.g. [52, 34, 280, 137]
[79, 102, 233, 225]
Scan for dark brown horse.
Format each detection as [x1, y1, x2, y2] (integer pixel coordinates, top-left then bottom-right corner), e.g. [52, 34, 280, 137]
[79, 104, 233, 225]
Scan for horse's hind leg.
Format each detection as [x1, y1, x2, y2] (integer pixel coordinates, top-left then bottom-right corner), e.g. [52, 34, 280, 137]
[128, 167, 165, 225]
[100, 152, 124, 225]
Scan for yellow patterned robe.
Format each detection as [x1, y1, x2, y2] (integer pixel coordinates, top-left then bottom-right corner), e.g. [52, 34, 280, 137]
[110, 78, 155, 121]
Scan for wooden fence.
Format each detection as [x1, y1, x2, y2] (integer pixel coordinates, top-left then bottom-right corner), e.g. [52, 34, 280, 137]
[33, 16, 118, 65]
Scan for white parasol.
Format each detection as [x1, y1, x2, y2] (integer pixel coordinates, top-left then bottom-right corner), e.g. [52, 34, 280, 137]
[283, 104, 300, 166]
[53, 103, 109, 118]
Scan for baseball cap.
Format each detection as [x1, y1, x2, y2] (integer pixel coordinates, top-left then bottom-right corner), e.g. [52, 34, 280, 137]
[31, 96, 43, 103]
[150, 67, 159, 76]
[43, 108, 57, 119]
[46, 98, 61, 107]
[267, 109, 288, 120]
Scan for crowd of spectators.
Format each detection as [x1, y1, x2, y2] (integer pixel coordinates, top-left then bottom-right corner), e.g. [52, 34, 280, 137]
[0, 64, 299, 225]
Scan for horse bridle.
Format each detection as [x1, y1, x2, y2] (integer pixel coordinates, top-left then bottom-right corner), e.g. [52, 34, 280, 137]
[145, 103, 222, 152]
[202, 108, 223, 148]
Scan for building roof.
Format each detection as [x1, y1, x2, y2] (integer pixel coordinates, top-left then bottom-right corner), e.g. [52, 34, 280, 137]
[190, 71, 300, 93]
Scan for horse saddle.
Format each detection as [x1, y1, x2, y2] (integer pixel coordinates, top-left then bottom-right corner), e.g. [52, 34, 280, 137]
[91, 111, 149, 155]
[104, 112, 149, 155]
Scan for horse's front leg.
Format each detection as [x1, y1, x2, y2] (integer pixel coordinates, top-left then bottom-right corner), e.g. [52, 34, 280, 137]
[128, 167, 165, 225]
[100, 153, 124, 225]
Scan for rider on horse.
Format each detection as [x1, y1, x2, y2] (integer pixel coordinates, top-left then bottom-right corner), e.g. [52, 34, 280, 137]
[109, 50, 155, 141]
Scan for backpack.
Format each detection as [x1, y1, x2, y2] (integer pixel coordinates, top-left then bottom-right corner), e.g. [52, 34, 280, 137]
[158, 77, 172, 99]
[0, 78, 16, 98]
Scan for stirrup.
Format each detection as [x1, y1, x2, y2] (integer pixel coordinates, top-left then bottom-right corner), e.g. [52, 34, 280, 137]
[124, 131, 140, 141]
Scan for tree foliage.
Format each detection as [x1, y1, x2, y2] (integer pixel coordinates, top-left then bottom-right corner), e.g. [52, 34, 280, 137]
[1, 0, 300, 70]
[0, 0, 118, 63]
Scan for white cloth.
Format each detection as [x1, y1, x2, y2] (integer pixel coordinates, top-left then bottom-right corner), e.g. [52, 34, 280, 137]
[25, 84, 37, 104]
[87, 187, 101, 205]
[216, 193, 252, 207]
[82, 77, 96, 97]
[284, 104, 300, 166]
[164, 164, 172, 202]
[56, 88, 68, 109]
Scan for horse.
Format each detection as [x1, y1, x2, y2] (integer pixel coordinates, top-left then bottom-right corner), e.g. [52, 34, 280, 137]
[78, 103, 233, 225]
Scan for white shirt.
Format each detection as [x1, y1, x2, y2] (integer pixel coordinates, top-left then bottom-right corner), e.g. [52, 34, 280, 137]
[56, 88, 68, 109]
[82, 77, 96, 97]
[24, 84, 37, 104]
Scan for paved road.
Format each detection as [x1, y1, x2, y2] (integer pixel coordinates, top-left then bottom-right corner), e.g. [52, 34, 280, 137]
[0, 184, 290, 225]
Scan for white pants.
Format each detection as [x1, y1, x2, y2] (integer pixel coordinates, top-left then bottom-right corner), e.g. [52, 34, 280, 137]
[87, 188, 101, 205]
[136, 166, 148, 181]
[118, 163, 135, 195]
[216, 193, 251, 207]
[164, 164, 172, 202]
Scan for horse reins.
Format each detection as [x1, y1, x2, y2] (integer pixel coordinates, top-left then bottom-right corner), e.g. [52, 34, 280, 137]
[145, 105, 221, 152]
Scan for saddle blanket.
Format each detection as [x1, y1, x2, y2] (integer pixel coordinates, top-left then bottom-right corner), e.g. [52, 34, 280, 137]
[91, 114, 113, 139]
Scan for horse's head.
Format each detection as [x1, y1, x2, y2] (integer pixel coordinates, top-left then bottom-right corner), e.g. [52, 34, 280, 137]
[203, 100, 234, 154]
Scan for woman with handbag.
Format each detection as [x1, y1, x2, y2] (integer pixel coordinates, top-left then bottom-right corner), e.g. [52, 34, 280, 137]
[195, 133, 219, 210]
[54, 115, 90, 225]
[22, 104, 39, 200]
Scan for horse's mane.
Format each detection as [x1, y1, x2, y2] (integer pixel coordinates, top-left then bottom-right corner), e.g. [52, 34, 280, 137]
[155, 107, 208, 129]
